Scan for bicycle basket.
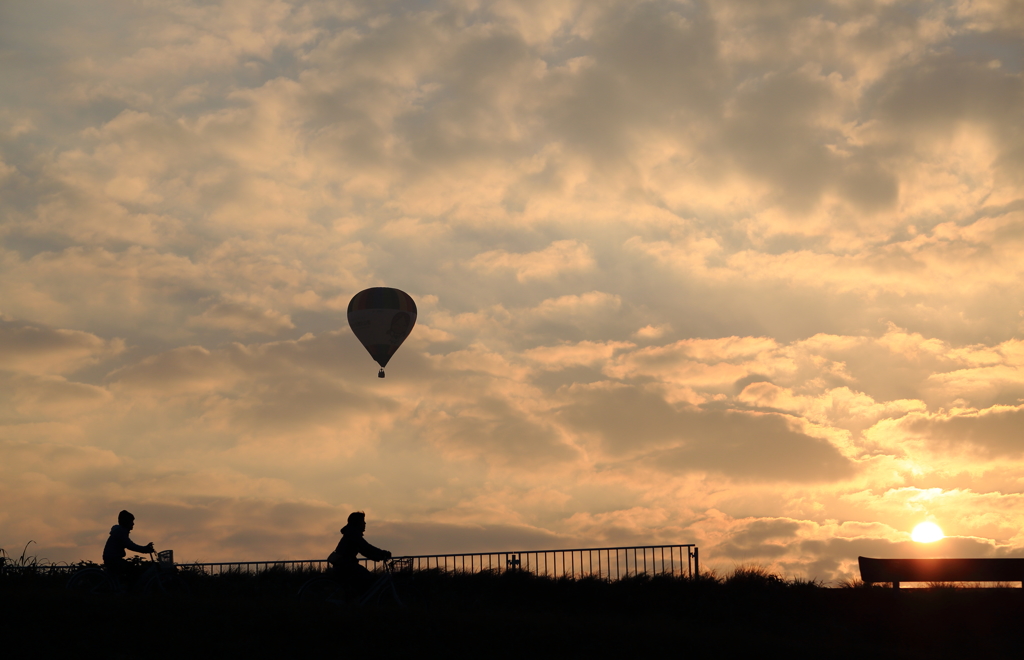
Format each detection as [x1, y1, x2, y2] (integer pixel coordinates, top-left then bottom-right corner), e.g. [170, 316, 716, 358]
[391, 558, 413, 573]
[157, 550, 174, 568]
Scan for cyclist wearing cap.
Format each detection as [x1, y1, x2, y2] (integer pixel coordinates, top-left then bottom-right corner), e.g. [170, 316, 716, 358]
[102, 510, 154, 584]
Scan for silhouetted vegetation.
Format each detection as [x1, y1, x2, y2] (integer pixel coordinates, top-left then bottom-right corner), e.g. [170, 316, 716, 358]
[3, 561, 1022, 656]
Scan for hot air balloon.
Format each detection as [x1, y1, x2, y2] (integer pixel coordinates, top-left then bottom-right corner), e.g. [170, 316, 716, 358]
[347, 287, 417, 377]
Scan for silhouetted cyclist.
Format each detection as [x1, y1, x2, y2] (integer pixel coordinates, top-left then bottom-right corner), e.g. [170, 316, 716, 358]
[328, 511, 391, 596]
[102, 510, 154, 585]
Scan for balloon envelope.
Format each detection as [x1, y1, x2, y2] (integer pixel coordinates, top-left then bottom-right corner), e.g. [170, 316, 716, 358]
[347, 287, 417, 372]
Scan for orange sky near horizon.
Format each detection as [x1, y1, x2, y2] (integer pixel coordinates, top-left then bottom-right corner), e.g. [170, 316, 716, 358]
[2, 0, 1024, 583]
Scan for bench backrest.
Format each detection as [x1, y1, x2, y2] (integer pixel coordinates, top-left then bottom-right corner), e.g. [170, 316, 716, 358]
[859, 557, 1024, 584]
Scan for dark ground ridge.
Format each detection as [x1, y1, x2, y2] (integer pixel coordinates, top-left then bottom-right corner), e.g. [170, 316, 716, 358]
[3, 567, 1022, 658]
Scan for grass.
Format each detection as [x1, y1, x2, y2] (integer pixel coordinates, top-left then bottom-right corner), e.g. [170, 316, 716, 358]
[4, 560, 1024, 656]
[0, 541, 41, 569]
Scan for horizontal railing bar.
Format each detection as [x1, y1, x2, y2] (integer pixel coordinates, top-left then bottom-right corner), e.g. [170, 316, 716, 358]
[389, 545, 696, 560]
[182, 560, 326, 567]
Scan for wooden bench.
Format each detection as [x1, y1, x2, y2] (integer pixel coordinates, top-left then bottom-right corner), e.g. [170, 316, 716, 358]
[859, 556, 1024, 589]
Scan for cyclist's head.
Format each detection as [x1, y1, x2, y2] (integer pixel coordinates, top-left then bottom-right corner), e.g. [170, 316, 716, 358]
[347, 511, 366, 525]
[118, 510, 135, 527]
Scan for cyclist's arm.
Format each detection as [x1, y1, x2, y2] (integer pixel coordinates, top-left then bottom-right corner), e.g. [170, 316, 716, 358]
[125, 538, 153, 554]
[357, 538, 390, 561]
[107, 527, 152, 555]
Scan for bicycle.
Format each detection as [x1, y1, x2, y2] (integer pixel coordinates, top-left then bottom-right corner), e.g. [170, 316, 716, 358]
[67, 550, 189, 596]
[298, 557, 411, 607]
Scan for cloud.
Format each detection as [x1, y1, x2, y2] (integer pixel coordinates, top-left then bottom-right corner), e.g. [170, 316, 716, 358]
[602, 336, 781, 390]
[737, 382, 927, 434]
[557, 383, 855, 482]
[529, 291, 621, 324]
[0, 374, 111, 420]
[104, 333, 401, 445]
[188, 298, 295, 336]
[524, 340, 634, 370]
[639, 410, 856, 483]
[468, 239, 595, 282]
[107, 345, 244, 394]
[0, 318, 125, 374]
[632, 324, 670, 340]
[418, 395, 580, 468]
[904, 405, 1024, 458]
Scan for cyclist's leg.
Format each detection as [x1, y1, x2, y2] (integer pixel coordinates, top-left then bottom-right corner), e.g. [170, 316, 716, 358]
[103, 559, 131, 591]
[356, 564, 377, 593]
[340, 564, 375, 600]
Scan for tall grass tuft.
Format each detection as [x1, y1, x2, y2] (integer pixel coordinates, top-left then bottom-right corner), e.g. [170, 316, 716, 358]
[724, 564, 786, 589]
[0, 541, 40, 570]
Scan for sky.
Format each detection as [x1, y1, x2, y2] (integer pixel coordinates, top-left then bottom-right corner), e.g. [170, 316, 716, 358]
[2, 0, 1023, 583]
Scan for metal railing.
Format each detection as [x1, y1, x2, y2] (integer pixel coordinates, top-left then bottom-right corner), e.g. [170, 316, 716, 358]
[184, 544, 699, 580]
[0, 555, 81, 576]
[2, 544, 699, 580]
[184, 559, 329, 575]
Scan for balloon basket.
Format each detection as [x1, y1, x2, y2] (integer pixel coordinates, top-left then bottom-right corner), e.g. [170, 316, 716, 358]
[378, 369, 385, 378]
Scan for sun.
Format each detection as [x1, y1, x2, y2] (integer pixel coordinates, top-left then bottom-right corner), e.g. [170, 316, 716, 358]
[911, 522, 944, 543]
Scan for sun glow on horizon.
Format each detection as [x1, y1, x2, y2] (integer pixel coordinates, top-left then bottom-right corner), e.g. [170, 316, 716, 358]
[911, 522, 945, 543]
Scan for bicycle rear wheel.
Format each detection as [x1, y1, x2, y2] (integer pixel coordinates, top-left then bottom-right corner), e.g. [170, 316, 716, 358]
[67, 568, 117, 594]
[298, 576, 343, 604]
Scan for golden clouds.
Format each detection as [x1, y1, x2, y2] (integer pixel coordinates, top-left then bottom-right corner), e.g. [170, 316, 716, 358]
[187, 299, 296, 336]
[0, 319, 124, 374]
[468, 239, 595, 281]
[2, 0, 1024, 580]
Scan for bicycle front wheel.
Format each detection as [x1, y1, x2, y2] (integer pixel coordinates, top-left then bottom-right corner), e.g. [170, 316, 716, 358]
[150, 571, 190, 597]
[67, 568, 117, 594]
[298, 576, 342, 604]
[359, 575, 404, 608]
